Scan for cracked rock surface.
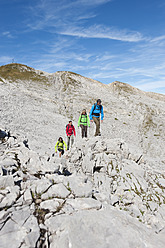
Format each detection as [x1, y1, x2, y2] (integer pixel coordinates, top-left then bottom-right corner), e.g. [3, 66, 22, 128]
[0, 134, 165, 248]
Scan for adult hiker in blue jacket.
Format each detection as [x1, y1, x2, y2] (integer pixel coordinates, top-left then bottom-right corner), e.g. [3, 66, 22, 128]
[90, 99, 104, 136]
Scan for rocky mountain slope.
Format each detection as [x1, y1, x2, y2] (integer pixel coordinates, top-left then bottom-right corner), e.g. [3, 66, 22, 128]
[0, 63, 165, 247]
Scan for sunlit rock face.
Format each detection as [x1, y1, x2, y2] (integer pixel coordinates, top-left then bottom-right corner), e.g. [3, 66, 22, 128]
[0, 63, 165, 247]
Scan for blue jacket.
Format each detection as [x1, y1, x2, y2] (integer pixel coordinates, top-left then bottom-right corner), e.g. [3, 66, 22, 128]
[90, 103, 104, 120]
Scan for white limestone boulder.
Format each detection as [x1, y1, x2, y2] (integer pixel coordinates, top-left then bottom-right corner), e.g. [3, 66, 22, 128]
[41, 183, 70, 200]
[45, 206, 165, 248]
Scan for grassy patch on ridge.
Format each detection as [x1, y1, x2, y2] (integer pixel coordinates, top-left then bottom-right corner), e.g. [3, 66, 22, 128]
[0, 63, 48, 83]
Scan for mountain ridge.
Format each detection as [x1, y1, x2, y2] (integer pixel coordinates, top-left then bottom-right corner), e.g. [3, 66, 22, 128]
[1, 63, 165, 101]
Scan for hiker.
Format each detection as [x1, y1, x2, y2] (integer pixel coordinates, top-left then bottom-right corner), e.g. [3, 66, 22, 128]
[78, 109, 90, 138]
[55, 137, 67, 157]
[66, 121, 76, 150]
[90, 99, 104, 136]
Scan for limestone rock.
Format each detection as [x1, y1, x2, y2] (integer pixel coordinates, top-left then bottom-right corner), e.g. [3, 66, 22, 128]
[40, 198, 64, 212]
[41, 183, 70, 200]
[45, 207, 165, 248]
[65, 198, 102, 211]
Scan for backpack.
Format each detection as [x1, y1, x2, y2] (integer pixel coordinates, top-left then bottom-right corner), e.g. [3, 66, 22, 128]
[92, 103, 102, 115]
[66, 124, 74, 134]
[80, 114, 87, 123]
[66, 124, 69, 132]
[57, 140, 64, 146]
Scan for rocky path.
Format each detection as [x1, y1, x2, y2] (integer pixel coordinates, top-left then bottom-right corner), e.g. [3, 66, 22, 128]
[0, 133, 165, 247]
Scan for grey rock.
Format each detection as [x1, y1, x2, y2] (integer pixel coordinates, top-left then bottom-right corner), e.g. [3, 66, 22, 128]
[111, 195, 119, 206]
[0, 186, 20, 208]
[11, 206, 31, 226]
[0, 219, 26, 248]
[158, 178, 165, 188]
[82, 152, 94, 174]
[41, 183, 70, 200]
[65, 198, 102, 211]
[0, 158, 17, 175]
[23, 215, 40, 247]
[64, 175, 93, 198]
[21, 178, 52, 197]
[40, 198, 64, 212]
[0, 175, 14, 188]
[45, 206, 165, 248]
[23, 188, 32, 204]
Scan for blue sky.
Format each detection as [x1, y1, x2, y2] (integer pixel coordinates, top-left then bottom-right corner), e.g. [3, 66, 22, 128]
[0, 0, 165, 94]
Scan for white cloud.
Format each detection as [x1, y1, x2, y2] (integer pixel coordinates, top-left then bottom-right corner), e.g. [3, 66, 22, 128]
[135, 80, 165, 92]
[2, 31, 13, 38]
[27, 0, 144, 43]
[78, 0, 112, 6]
[95, 54, 116, 62]
[150, 35, 165, 43]
[59, 24, 144, 42]
[0, 56, 13, 64]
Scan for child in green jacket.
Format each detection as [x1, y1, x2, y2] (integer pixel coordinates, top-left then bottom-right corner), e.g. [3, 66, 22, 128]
[55, 137, 67, 157]
[78, 109, 90, 138]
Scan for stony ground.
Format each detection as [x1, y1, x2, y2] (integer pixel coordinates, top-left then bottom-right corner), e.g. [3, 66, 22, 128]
[0, 134, 165, 247]
[0, 63, 165, 247]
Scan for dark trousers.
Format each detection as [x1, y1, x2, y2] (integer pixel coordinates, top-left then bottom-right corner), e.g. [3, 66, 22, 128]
[93, 117, 101, 136]
[80, 125, 87, 138]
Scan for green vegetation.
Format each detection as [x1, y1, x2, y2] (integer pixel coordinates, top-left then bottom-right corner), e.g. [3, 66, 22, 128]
[67, 182, 72, 192]
[0, 187, 5, 190]
[0, 63, 48, 84]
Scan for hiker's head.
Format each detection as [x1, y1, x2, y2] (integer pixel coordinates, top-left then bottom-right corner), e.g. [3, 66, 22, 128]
[97, 99, 101, 105]
[82, 109, 86, 115]
[58, 137, 63, 142]
[69, 121, 72, 125]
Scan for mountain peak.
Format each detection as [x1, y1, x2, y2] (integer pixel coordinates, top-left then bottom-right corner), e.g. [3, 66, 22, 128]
[0, 63, 46, 82]
[109, 81, 142, 95]
[0, 63, 34, 72]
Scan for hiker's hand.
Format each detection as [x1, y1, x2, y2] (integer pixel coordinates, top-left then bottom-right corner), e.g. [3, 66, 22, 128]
[90, 120, 93, 122]
[101, 120, 103, 123]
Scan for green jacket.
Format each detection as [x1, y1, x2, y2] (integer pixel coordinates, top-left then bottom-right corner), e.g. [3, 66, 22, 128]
[55, 140, 67, 152]
[78, 114, 90, 127]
